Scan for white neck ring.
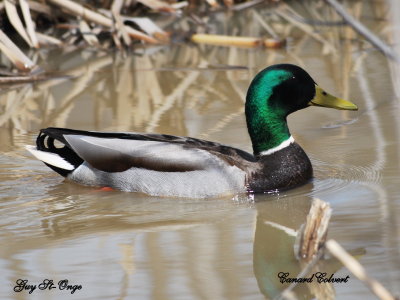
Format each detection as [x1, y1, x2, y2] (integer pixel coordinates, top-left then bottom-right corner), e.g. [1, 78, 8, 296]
[259, 136, 295, 156]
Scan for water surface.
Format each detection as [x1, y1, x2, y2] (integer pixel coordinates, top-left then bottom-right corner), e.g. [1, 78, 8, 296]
[1, 3, 400, 299]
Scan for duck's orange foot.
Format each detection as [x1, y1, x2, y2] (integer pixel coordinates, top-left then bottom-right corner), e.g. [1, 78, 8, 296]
[99, 186, 114, 191]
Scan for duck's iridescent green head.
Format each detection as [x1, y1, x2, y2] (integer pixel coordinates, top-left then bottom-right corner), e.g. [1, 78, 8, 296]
[245, 64, 358, 155]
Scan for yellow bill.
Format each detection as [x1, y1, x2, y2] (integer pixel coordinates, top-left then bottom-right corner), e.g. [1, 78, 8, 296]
[309, 85, 358, 111]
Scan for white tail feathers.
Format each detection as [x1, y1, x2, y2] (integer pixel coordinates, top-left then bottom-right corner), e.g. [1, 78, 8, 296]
[25, 145, 74, 170]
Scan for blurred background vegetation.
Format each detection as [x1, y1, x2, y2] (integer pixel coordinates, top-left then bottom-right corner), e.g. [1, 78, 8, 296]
[0, 0, 399, 76]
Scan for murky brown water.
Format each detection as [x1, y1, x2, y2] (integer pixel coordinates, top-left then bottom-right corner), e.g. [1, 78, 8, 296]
[1, 3, 400, 300]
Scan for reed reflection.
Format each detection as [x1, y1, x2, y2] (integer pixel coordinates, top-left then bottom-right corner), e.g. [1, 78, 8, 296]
[252, 194, 364, 300]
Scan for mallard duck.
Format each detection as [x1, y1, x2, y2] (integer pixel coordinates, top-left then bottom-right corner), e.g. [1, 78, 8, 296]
[26, 64, 357, 198]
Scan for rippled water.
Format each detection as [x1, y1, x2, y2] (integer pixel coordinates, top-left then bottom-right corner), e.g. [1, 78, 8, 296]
[1, 3, 400, 300]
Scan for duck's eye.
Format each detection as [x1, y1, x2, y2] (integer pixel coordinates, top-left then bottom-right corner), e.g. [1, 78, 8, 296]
[322, 91, 327, 96]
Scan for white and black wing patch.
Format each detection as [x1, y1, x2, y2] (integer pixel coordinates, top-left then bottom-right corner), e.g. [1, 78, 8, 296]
[26, 145, 75, 170]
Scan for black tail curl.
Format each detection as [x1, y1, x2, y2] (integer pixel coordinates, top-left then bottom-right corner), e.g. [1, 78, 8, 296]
[36, 128, 84, 176]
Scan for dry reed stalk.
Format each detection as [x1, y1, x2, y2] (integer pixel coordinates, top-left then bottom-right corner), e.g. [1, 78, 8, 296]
[191, 34, 262, 47]
[135, 0, 175, 13]
[111, 0, 132, 47]
[297, 198, 332, 261]
[79, 20, 101, 47]
[324, 0, 399, 62]
[170, 1, 188, 10]
[231, 0, 266, 12]
[264, 38, 285, 48]
[326, 240, 395, 300]
[46, 0, 158, 44]
[28, 1, 52, 15]
[275, 4, 337, 54]
[0, 74, 51, 84]
[222, 0, 234, 8]
[129, 18, 167, 41]
[99, 8, 167, 40]
[19, 0, 39, 48]
[0, 29, 37, 72]
[205, 0, 220, 9]
[4, 0, 33, 47]
[191, 33, 285, 48]
[252, 10, 279, 39]
[36, 32, 63, 46]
